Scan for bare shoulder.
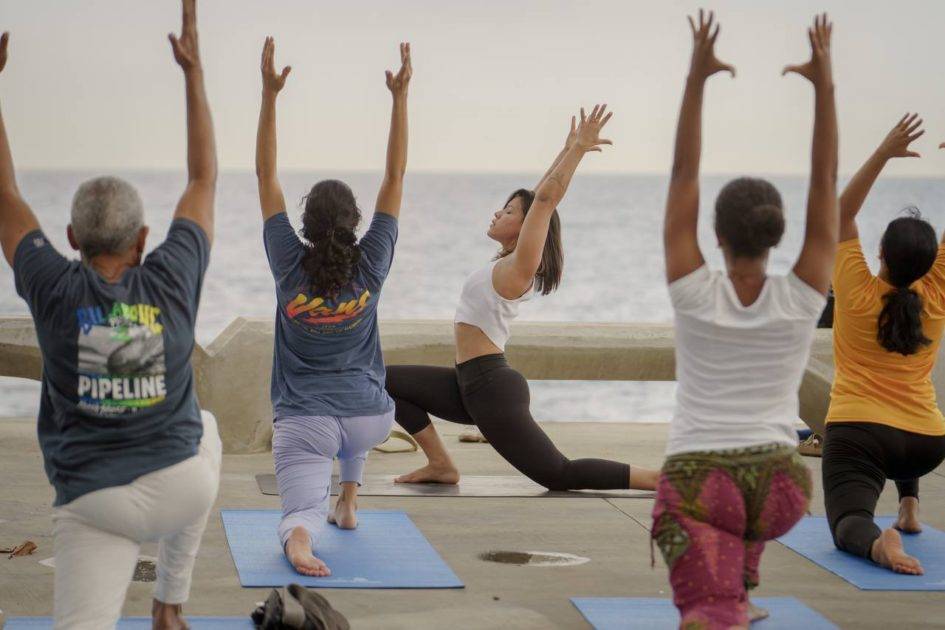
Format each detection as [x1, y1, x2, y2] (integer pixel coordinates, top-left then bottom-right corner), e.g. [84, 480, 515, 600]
[492, 256, 532, 300]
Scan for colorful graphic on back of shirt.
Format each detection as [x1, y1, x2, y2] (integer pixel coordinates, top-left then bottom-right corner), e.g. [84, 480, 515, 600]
[76, 301, 167, 414]
[284, 284, 373, 331]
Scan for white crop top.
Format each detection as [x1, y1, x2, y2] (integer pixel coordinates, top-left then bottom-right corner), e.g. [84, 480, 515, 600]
[454, 260, 533, 350]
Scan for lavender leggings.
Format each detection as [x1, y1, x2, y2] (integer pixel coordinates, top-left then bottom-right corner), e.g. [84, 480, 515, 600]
[272, 410, 394, 547]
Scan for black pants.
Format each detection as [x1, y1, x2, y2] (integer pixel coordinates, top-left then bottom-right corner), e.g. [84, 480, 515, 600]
[823, 422, 945, 559]
[385, 354, 631, 491]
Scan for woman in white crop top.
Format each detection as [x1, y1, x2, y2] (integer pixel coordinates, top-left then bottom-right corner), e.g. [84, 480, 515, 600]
[651, 13, 838, 629]
[384, 106, 659, 492]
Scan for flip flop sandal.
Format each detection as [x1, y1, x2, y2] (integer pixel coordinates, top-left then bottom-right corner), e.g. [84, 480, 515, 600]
[458, 427, 489, 443]
[797, 432, 823, 458]
[372, 430, 419, 454]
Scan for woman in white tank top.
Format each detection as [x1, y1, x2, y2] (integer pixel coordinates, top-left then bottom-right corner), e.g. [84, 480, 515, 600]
[384, 106, 660, 492]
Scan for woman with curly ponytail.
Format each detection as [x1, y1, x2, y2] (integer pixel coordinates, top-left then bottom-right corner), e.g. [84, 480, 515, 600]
[255, 38, 411, 577]
[299, 180, 363, 297]
[824, 114, 945, 577]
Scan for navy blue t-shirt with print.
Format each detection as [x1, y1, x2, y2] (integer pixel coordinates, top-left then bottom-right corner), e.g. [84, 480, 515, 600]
[14, 219, 209, 506]
[264, 211, 397, 419]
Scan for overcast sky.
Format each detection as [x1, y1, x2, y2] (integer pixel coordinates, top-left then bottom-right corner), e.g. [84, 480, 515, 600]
[2, 0, 945, 176]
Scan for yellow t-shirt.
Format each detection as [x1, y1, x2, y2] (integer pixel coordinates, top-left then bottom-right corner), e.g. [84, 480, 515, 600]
[827, 238, 945, 435]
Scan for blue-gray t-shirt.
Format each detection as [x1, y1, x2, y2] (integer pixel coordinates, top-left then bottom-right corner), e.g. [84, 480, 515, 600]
[264, 211, 397, 419]
[14, 219, 209, 506]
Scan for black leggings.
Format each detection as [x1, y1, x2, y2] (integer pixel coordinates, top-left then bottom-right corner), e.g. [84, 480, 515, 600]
[385, 354, 631, 491]
[823, 422, 945, 559]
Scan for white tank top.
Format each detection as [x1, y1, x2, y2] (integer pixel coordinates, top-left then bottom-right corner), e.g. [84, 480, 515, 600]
[454, 260, 533, 350]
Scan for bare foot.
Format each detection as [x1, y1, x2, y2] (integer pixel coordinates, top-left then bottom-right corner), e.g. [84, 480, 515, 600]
[871, 528, 923, 575]
[284, 526, 331, 577]
[328, 495, 358, 529]
[748, 599, 769, 624]
[151, 600, 189, 630]
[395, 463, 460, 484]
[894, 497, 922, 534]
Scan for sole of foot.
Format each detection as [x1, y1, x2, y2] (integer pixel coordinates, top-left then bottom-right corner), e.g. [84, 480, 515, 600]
[873, 528, 923, 575]
[894, 498, 922, 534]
[328, 499, 358, 529]
[285, 527, 331, 577]
[395, 464, 460, 485]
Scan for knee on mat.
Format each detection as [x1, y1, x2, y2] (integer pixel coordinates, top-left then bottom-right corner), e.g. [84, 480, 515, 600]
[538, 470, 577, 492]
[832, 514, 877, 554]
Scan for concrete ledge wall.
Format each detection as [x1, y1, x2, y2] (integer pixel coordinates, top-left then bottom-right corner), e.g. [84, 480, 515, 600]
[0, 316, 840, 453]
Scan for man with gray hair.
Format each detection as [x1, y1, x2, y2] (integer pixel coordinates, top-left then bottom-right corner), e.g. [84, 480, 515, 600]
[0, 2, 220, 628]
[69, 176, 146, 261]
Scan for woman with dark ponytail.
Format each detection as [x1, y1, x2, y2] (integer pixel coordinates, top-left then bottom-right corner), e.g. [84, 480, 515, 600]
[823, 114, 945, 576]
[255, 38, 411, 576]
[384, 106, 660, 494]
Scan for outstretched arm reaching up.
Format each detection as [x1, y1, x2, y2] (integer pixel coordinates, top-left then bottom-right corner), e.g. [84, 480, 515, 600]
[169, 0, 217, 244]
[256, 36, 291, 221]
[494, 105, 613, 298]
[534, 116, 581, 191]
[784, 14, 838, 294]
[839, 114, 923, 242]
[375, 43, 411, 218]
[0, 32, 41, 267]
[664, 10, 735, 283]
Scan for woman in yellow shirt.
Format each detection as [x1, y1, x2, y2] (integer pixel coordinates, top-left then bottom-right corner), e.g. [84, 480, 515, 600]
[825, 114, 945, 576]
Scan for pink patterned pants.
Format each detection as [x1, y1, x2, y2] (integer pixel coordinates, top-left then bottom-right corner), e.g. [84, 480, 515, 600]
[651, 444, 811, 629]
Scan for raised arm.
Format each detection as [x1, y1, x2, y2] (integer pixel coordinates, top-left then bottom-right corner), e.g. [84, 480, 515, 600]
[375, 43, 411, 218]
[256, 37, 291, 221]
[494, 105, 612, 297]
[784, 14, 838, 294]
[168, 0, 217, 243]
[664, 11, 735, 283]
[839, 114, 923, 242]
[534, 117, 579, 192]
[0, 32, 40, 267]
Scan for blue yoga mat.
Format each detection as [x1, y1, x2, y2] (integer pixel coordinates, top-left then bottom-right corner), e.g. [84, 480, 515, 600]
[221, 509, 463, 588]
[5, 619, 252, 629]
[571, 597, 837, 629]
[778, 516, 945, 590]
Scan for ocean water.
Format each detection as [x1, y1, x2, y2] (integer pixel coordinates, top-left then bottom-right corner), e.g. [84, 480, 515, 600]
[3, 170, 945, 421]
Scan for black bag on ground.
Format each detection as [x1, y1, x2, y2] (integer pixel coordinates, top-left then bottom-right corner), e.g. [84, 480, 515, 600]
[251, 583, 350, 630]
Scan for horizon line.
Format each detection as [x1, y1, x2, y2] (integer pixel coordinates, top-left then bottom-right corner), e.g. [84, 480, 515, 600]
[14, 167, 945, 181]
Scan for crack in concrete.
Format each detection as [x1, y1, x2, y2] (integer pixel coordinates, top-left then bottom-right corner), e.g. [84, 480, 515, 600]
[605, 498, 652, 532]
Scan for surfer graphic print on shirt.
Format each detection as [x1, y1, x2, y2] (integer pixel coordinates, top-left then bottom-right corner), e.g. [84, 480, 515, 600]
[76, 301, 167, 414]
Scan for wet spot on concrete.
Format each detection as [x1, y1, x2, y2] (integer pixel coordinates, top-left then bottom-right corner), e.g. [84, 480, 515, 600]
[479, 550, 590, 567]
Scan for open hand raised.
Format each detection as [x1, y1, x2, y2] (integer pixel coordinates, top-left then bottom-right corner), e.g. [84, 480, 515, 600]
[385, 43, 412, 97]
[169, 0, 201, 72]
[783, 13, 833, 88]
[687, 10, 735, 81]
[878, 114, 924, 159]
[574, 105, 613, 153]
[261, 37, 291, 94]
[0, 32, 8, 75]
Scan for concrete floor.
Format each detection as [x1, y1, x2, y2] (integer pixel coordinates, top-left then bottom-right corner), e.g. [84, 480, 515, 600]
[2, 418, 945, 629]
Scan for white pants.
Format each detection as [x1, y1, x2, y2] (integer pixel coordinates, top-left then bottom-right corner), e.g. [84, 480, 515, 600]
[52, 411, 222, 630]
[273, 410, 394, 547]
